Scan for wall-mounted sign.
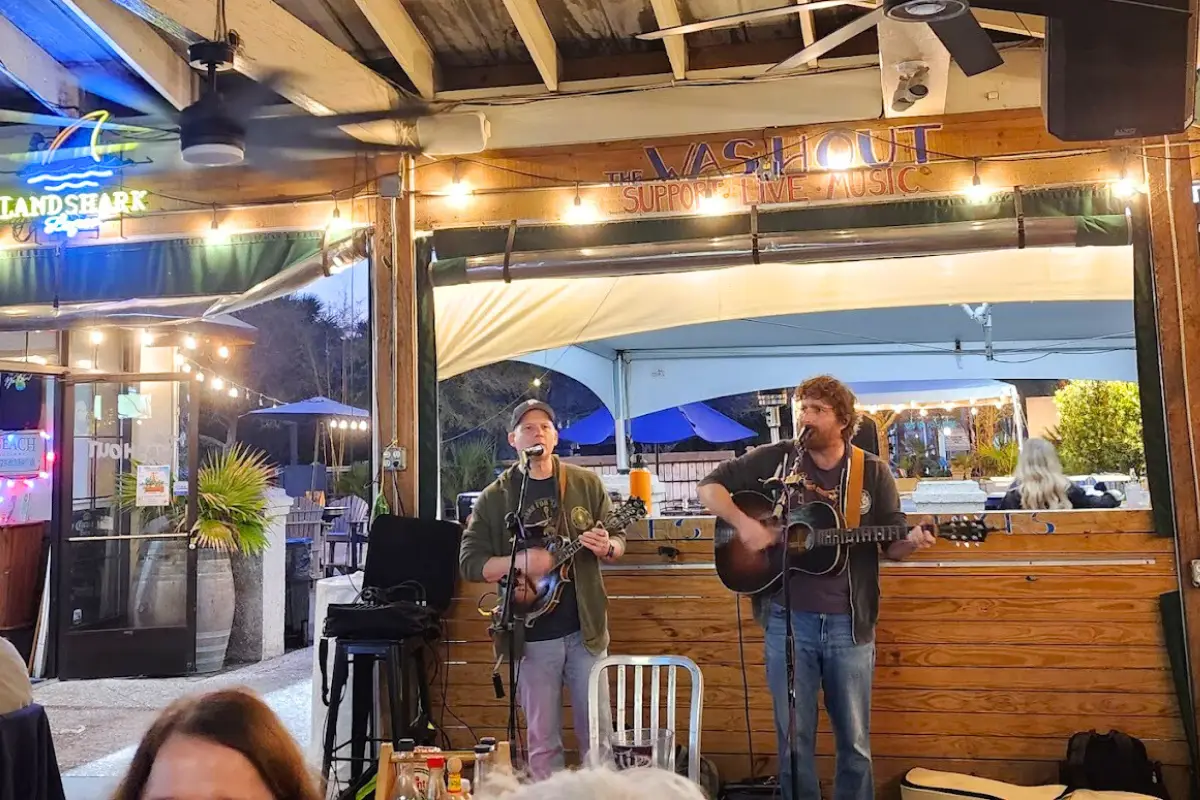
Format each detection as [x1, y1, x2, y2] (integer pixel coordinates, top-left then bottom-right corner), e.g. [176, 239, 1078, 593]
[6, 110, 146, 238]
[0, 430, 46, 478]
[0, 190, 149, 236]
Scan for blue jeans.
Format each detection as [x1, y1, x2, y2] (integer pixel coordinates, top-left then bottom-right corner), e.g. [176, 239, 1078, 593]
[765, 607, 874, 800]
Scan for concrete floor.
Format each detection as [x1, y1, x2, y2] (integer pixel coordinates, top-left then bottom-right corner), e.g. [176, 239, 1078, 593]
[35, 647, 315, 800]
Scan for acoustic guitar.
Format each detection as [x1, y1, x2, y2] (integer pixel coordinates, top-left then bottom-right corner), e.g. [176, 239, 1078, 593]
[714, 491, 994, 595]
[493, 496, 647, 628]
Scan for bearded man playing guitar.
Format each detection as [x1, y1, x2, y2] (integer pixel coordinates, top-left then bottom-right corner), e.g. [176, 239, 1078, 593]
[698, 375, 935, 800]
[459, 399, 626, 778]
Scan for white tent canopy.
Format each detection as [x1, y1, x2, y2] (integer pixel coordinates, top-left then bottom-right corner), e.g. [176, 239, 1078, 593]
[435, 245, 1135, 419]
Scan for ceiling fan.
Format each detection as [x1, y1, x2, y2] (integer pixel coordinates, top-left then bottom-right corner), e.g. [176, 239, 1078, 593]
[5, 34, 430, 172]
[636, 0, 1190, 78]
[168, 37, 427, 169]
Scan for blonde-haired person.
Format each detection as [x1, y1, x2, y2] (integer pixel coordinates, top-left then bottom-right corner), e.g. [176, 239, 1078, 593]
[474, 766, 707, 800]
[111, 687, 321, 800]
[998, 437, 1121, 511]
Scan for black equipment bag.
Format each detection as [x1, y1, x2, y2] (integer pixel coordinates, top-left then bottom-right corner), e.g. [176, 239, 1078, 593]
[322, 583, 441, 642]
[1058, 729, 1170, 799]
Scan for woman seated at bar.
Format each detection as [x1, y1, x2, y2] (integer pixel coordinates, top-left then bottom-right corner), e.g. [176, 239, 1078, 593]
[998, 438, 1121, 511]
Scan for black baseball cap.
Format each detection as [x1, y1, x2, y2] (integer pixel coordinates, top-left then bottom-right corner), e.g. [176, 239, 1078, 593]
[510, 399, 556, 430]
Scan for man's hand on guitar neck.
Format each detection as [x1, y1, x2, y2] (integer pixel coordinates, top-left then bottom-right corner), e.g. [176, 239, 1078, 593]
[580, 526, 625, 561]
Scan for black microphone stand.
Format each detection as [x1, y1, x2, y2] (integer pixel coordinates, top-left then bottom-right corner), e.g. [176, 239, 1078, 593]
[778, 444, 800, 800]
[497, 454, 535, 751]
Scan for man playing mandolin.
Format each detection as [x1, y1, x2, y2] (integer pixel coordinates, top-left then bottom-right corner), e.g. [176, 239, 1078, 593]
[697, 375, 935, 800]
[459, 399, 627, 779]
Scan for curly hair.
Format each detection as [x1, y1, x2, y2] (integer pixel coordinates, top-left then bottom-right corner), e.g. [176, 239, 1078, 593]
[111, 687, 321, 800]
[795, 374, 859, 440]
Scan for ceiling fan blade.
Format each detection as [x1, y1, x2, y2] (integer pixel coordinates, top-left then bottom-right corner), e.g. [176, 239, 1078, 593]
[767, 6, 884, 72]
[929, 12, 1004, 76]
[636, 0, 858, 39]
[250, 105, 431, 131]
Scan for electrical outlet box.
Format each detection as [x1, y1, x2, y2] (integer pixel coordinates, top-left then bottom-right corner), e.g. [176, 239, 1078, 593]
[382, 445, 407, 471]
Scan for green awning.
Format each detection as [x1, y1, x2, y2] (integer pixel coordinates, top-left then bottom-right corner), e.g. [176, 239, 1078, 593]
[0, 230, 324, 306]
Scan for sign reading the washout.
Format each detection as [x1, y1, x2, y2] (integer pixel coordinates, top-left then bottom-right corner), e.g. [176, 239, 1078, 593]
[1, 110, 149, 238]
[609, 123, 943, 214]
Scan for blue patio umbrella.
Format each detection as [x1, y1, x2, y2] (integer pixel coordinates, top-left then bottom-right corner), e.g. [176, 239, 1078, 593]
[560, 402, 756, 445]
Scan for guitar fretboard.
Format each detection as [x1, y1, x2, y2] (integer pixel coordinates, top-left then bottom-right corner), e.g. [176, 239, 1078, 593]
[549, 502, 645, 570]
[813, 526, 910, 547]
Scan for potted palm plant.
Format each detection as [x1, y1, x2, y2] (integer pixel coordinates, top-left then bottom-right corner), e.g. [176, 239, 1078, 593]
[121, 444, 275, 673]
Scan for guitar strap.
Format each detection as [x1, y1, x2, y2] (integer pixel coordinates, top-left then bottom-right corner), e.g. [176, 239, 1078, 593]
[842, 445, 866, 529]
[556, 457, 570, 536]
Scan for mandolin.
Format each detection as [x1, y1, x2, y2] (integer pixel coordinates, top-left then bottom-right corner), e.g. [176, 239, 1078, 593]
[493, 496, 647, 627]
[714, 491, 994, 595]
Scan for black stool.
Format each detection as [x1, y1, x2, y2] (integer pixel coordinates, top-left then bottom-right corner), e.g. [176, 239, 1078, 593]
[320, 636, 433, 785]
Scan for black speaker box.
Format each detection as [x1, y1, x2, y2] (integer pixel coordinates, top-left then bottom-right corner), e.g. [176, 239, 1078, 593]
[1042, 1, 1197, 141]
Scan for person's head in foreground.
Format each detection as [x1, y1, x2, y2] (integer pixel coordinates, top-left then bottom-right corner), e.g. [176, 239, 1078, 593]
[475, 766, 707, 800]
[110, 687, 321, 800]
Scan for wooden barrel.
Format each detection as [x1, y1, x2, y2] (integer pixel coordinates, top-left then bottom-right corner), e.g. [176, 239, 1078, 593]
[130, 539, 188, 629]
[0, 523, 44, 630]
[195, 549, 235, 674]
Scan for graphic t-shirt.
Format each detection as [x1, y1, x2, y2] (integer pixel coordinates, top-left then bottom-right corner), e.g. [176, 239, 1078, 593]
[776, 452, 852, 615]
[518, 475, 582, 642]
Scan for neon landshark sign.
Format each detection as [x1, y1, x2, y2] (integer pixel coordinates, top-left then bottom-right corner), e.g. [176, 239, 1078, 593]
[0, 110, 148, 238]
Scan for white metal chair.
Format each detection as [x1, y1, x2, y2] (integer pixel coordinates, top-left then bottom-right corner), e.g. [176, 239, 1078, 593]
[587, 654, 704, 782]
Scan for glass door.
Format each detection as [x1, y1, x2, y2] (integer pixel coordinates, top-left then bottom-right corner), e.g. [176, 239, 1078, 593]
[55, 373, 199, 679]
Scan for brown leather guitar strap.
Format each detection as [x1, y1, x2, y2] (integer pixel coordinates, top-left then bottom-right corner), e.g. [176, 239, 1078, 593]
[843, 446, 866, 529]
[555, 456, 570, 534]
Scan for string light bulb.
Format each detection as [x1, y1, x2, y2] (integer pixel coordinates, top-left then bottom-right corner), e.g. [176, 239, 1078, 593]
[964, 160, 992, 204]
[211, 377, 224, 390]
[217, 345, 230, 360]
[565, 184, 600, 226]
[228, 387, 239, 398]
[326, 202, 353, 237]
[206, 206, 229, 245]
[89, 329, 104, 345]
[180, 363, 191, 374]
[140, 329, 155, 346]
[445, 161, 472, 208]
[184, 335, 197, 350]
[1108, 148, 1139, 198]
[696, 192, 730, 216]
[195, 372, 205, 383]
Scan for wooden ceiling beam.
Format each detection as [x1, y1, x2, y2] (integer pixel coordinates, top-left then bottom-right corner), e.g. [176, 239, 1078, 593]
[971, 10, 1045, 38]
[109, 0, 403, 140]
[648, 0, 688, 80]
[501, 0, 562, 92]
[0, 14, 81, 115]
[58, 0, 197, 111]
[351, 0, 439, 98]
[795, 0, 819, 58]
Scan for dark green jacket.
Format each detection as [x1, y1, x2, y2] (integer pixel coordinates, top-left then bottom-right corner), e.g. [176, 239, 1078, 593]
[459, 456, 624, 657]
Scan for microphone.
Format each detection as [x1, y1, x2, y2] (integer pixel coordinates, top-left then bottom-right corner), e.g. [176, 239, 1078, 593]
[521, 444, 546, 458]
[797, 426, 812, 447]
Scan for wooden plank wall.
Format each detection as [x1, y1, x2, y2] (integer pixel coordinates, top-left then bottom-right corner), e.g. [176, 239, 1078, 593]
[433, 509, 1188, 798]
